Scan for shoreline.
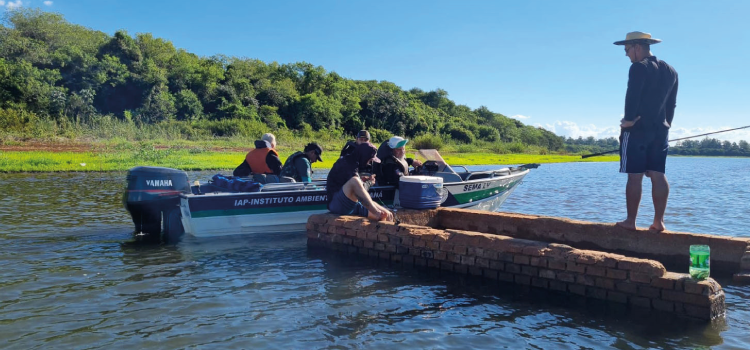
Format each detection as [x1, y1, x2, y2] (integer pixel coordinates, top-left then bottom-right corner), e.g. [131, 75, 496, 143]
[0, 148, 620, 173]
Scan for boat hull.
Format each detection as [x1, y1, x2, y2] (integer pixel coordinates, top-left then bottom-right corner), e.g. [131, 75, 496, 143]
[180, 170, 528, 238]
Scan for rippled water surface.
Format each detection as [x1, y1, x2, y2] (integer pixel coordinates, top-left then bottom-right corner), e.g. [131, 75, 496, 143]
[0, 157, 748, 349]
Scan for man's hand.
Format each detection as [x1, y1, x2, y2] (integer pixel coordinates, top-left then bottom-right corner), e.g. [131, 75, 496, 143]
[620, 116, 641, 128]
[412, 159, 423, 167]
[378, 209, 393, 222]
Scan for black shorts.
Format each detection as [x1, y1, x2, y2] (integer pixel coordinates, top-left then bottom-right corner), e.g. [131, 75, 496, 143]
[619, 129, 669, 174]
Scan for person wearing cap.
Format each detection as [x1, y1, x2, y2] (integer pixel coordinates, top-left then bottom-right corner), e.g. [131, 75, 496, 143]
[613, 31, 679, 233]
[375, 136, 423, 187]
[326, 142, 393, 221]
[233, 133, 282, 183]
[340, 130, 376, 188]
[339, 130, 372, 158]
[280, 142, 323, 183]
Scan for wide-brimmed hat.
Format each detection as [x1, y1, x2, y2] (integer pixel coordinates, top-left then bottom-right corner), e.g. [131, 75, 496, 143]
[304, 142, 323, 162]
[387, 136, 408, 149]
[613, 31, 661, 45]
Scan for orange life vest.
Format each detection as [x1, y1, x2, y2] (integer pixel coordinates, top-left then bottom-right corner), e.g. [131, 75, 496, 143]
[245, 148, 279, 174]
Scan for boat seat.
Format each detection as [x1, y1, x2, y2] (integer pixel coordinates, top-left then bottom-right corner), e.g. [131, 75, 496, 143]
[433, 171, 463, 183]
[464, 171, 494, 181]
[252, 174, 280, 184]
[279, 176, 296, 183]
[494, 168, 511, 176]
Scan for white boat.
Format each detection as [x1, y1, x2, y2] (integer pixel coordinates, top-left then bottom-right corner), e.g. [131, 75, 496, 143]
[124, 150, 535, 242]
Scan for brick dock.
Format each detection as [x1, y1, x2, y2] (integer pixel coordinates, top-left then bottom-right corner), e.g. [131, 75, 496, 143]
[305, 208, 745, 321]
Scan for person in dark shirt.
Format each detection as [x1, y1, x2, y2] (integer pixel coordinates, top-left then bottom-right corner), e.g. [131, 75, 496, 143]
[233, 133, 282, 183]
[339, 130, 371, 158]
[340, 130, 376, 188]
[376, 136, 423, 187]
[326, 142, 393, 221]
[613, 32, 679, 233]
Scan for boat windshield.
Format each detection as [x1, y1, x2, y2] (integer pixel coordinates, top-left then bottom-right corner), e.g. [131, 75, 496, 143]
[413, 149, 454, 173]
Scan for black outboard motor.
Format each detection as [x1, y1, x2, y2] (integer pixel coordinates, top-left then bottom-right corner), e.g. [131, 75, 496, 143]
[124, 166, 190, 242]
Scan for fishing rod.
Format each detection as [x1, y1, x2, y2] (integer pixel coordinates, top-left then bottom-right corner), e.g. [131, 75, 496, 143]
[580, 124, 750, 159]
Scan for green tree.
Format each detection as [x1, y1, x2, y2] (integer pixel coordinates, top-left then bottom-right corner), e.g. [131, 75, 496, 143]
[175, 89, 203, 121]
[138, 85, 176, 123]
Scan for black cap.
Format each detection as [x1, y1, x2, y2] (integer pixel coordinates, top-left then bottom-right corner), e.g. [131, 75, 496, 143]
[304, 142, 323, 162]
[356, 130, 371, 140]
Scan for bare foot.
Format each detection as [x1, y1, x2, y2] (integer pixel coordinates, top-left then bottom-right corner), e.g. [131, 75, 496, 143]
[648, 224, 665, 233]
[615, 221, 637, 231]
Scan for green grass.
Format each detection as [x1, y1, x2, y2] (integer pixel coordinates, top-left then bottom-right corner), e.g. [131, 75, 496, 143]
[0, 145, 618, 172]
[1, 118, 623, 172]
[440, 153, 619, 166]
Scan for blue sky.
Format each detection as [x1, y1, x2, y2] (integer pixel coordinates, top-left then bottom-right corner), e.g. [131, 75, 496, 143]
[4, 0, 750, 142]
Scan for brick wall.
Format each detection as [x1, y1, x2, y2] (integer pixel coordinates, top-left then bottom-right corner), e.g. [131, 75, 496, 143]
[434, 208, 750, 276]
[307, 213, 726, 321]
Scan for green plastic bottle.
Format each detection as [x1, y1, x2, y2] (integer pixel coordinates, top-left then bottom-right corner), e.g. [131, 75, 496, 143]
[689, 245, 710, 280]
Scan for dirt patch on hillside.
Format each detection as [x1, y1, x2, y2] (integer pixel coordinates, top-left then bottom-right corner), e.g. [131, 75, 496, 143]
[0, 141, 250, 153]
[0, 141, 94, 153]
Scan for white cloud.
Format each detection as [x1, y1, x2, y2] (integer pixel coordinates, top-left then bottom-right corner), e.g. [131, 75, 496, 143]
[537, 121, 620, 140]
[510, 114, 531, 120]
[538, 120, 750, 143]
[0, 1, 5, 7]
[669, 126, 750, 144]
[4, 0, 22, 9]
[44, 0, 53, 6]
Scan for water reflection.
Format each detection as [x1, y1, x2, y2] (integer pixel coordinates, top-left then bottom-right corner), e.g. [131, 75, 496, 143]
[308, 249, 726, 349]
[1, 159, 749, 348]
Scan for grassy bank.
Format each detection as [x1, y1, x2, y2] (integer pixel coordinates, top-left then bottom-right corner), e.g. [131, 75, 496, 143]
[0, 143, 618, 172]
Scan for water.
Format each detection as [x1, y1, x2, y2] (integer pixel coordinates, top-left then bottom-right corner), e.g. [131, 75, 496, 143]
[690, 245, 711, 280]
[1, 157, 749, 349]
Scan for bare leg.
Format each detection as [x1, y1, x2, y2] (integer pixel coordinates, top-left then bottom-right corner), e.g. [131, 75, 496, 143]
[648, 171, 669, 232]
[616, 173, 644, 230]
[342, 177, 393, 221]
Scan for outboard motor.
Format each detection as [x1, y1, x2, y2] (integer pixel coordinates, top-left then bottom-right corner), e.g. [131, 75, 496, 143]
[124, 166, 190, 242]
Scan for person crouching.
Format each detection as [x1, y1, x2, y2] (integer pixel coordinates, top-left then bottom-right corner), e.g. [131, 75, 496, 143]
[326, 142, 394, 221]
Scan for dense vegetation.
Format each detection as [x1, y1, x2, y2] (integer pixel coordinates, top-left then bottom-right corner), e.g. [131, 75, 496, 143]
[671, 138, 750, 157]
[2, 9, 747, 159]
[563, 135, 750, 157]
[0, 9, 563, 153]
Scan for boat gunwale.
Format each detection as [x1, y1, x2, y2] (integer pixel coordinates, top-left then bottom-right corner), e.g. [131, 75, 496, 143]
[183, 168, 530, 199]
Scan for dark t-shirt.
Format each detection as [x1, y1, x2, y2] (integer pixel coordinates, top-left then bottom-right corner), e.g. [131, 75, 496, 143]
[326, 143, 378, 205]
[339, 140, 357, 158]
[623, 56, 679, 132]
[378, 156, 414, 187]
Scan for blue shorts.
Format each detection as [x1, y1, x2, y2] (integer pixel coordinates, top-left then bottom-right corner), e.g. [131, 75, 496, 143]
[619, 129, 669, 174]
[328, 189, 369, 217]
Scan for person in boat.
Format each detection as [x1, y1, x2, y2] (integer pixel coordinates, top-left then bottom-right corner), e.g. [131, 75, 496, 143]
[375, 136, 423, 187]
[327, 142, 393, 221]
[340, 130, 376, 189]
[613, 32, 678, 233]
[232, 133, 282, 183]
[339, 130, 371, 158]
[279, 142, 323, 183]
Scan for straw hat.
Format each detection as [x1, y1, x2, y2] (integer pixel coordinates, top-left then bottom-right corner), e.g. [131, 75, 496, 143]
[613, 31, 662, 45]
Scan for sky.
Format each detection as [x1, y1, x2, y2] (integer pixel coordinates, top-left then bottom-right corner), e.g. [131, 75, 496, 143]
[3, 0, 750, 142]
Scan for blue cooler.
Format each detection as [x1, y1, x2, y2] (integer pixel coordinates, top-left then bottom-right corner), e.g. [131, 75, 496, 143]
[399, 176, 444, 209]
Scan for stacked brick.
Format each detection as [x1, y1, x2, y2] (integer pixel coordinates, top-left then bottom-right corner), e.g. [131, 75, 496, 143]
[435, 208, 750, 276]
[307, 213, 726, 321]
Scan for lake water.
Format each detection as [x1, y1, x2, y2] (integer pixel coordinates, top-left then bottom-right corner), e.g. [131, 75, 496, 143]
[0, 157, 748, 349]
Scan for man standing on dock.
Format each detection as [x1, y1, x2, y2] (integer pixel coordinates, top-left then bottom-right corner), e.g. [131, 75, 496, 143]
[614, 32, 679, 232]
